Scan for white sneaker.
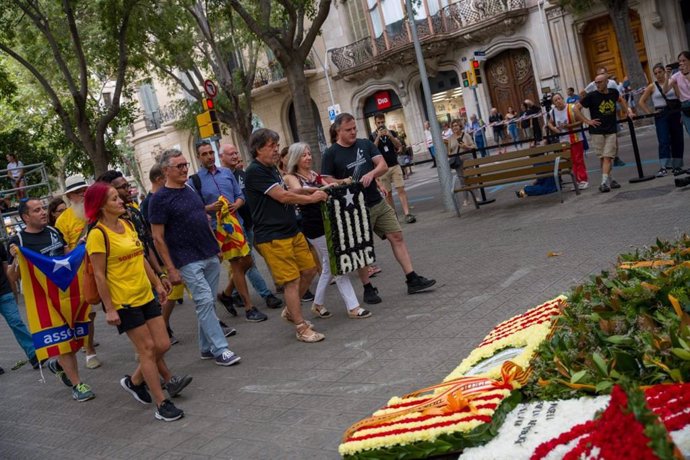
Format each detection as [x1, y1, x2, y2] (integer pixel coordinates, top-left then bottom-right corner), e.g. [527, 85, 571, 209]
[577, 181, 589, 190]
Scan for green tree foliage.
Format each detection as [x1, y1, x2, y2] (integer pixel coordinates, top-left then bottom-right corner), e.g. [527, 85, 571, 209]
[228, 0, 333, 165]
[144, 0, 259, 155]
[556, 0, 647, 90]
[0, 0, 150, 177]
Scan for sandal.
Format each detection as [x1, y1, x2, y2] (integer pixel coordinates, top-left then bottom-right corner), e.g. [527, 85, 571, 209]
[347, 307, 372, 319]
[295, 322, 325, 343]
[281, 307, 313, 328]
[311, 304, 332, 318]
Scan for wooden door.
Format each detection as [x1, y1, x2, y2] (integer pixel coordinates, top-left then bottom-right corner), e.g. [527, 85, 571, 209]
[485, 48, 539, 116]
[583, 11, 649, 83]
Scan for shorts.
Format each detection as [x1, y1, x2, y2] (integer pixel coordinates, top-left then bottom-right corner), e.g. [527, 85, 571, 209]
[369, 200, 402, 239]
[168, 283, 185, 301]
[255, 233, 316, 285]
[116, 299, 162, 334]
[590, 133, 617, 158]
[379, 164, 405, 192]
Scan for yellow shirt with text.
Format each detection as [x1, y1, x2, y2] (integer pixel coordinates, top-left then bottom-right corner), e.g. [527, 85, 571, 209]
[55, 207, 86, 250]
[86, 220, 153, 310]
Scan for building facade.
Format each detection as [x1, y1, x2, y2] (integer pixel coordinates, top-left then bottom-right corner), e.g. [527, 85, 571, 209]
[127, 0, 688, 188]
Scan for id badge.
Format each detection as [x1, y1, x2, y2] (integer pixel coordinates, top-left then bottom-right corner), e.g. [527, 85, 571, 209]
[383, 145, 389, 153]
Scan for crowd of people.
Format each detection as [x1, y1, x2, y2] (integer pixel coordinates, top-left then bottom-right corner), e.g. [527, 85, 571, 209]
[0, 114, 436, 421]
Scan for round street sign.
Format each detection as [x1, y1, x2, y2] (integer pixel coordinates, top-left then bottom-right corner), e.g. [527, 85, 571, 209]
[203, 79, 218, 98]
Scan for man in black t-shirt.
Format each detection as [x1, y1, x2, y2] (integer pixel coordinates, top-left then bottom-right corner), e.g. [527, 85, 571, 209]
[7, 198, 94, 401]
[369, 112, 416, 223]
[322, 113, 436, 305]
[575, 75, 633, 193]
[244, 128, 328, 344]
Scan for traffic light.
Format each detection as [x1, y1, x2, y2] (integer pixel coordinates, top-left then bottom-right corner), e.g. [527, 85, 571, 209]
[202, 98, 215, 110]
[471, 59, 482, 85]
[461, 71, 470, 88]
[197, 98, 221, 138]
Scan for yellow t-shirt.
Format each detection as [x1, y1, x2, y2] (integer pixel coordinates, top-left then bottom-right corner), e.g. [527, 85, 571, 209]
[55, 206, 86, 250]
[85, 220, 154, 310]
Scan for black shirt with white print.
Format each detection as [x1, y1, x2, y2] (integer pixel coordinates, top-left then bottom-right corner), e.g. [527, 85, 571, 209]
[321, 139, 383, 207]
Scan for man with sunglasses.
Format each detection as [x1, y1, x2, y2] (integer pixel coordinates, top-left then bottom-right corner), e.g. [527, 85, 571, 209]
[149, 149, 241, 367]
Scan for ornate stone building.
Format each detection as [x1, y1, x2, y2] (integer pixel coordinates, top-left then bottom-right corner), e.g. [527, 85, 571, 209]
[127, 0, 688, 187]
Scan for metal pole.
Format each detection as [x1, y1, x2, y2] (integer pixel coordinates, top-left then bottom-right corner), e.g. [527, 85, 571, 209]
[472, 86, 482, 121]
[404, 0, 454, 212]
[313, 43, 336, 108]
[626, 117, 655, 183]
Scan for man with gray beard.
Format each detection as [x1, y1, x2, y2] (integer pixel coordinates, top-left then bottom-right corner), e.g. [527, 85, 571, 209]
[55, 174, 100, 369]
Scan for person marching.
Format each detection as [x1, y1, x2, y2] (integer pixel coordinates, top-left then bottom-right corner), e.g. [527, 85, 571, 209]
[84, 182, 185, 421]
[283, 142, 371, 320]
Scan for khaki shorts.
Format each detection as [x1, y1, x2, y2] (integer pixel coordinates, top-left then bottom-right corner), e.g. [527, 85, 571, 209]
[379, 164, 405, 192]
[256, 233, 316, 285]
[590, 133, 617, 158]
[369, 200, 402, 239]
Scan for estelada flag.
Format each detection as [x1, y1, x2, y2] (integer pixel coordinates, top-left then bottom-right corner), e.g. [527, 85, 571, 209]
[215, 195, 250, 261]
[17, 243, 92, 361]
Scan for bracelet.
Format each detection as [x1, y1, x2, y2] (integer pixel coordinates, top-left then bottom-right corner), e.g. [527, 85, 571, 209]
[158, 272, 168, 279]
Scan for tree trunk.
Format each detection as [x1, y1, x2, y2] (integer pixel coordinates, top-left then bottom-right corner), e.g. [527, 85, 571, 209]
[283, 61, 322, 169]
[608, 0, 647, 91]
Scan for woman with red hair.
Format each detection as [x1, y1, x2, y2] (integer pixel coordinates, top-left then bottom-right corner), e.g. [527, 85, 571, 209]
[84, 181, 184, 422]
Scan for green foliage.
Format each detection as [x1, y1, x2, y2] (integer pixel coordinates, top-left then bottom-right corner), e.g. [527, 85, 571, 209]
[525, 236, 690, 401]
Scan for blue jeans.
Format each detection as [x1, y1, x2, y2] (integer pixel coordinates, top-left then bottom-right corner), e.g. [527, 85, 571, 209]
[237, 227, 271, 298]
[475, 133, 487, 157]
[655, 109, 685, 168]
[0, 292, 35, 359]
[179, 257, 229, 357]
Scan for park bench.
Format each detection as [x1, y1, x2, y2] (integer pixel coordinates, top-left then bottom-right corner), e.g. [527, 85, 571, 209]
[452, 142, 579, 217]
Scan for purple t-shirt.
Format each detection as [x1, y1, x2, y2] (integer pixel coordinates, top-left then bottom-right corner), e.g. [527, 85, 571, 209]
[148, 185, 219, 268]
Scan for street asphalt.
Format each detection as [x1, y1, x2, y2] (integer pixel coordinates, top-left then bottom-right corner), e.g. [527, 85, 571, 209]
[1, 126, 689, 459]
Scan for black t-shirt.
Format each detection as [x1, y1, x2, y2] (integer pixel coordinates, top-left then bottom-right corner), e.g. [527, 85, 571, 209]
[294, 174, 326, 240]
[244, 160, 299, 244]
[0, 244, 12, 295]
[9, 226, 66, 263]
[489, 113, 504, 134]
[232, 169, 253, 231]
[369, 129, 399, 167]
[580, 88, 620, 135]
[321, 139, 383, 207]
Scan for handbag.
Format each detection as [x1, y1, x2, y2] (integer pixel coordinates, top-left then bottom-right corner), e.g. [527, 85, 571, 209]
[655, 82, 682, 111]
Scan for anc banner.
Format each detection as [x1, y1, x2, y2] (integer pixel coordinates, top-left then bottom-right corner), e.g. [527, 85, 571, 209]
[18, 243, 92, 361]
[215, 195, 250, 261]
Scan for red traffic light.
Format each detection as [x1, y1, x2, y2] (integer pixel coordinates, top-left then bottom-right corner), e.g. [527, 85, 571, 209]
[205, 98, 214, 110]
[472, 60, 480, 69]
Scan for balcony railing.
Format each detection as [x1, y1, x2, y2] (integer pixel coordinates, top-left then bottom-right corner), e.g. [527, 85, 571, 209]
[253, 51, 318, 89]
[329, 0, 526, 73]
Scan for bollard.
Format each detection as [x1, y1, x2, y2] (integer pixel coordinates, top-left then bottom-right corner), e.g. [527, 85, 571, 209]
[626, 117, 655, 183]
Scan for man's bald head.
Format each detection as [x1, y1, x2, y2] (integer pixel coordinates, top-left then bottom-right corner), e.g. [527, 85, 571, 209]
[220, 144, 240, 169]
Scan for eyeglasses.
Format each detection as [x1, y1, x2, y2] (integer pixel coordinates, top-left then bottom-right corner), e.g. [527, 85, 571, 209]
[172, 162, 189, 171]
[114, 183, 130, 190]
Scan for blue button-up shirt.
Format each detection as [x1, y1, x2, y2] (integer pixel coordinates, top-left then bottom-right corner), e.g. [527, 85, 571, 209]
[189, 166, 245, 226]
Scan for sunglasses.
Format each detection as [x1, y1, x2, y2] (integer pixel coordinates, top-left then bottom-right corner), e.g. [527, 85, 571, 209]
[171, 162, 189, 171]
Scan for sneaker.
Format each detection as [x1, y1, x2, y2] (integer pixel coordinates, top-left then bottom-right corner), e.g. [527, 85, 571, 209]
[363, 285, 382, 304]
[264, 294, 283, 309]
[120, 375, 152, 404]
[219, 320, 237, 337]
[217, 292, 238, 317]
[85, 354, 101, 369]
[599, 183, 611, 193]
[656, 168, 669, 177]
[30, 355, 39, 370]
[215, 350, 242, 366]
[231, 293, 244, 308]
[609, 180, 621, 189]
[46, 358, 72, 387]
[673, 168, 685, 176]
[348, 307, 372, 319]
[613, 157, 626, 167]
[407, 275, 437, 294]
[176, 298, 183, 305]
[164, 375, 193, 398]
[155, 399, 184, 422]
[72, 382, 95, 402]
[200, 350, 214, 360]
[245, 307, 268, 322]
[577, 181, 589, 190]
[404, 214, 417, 224]
[301, 290, 315, 302]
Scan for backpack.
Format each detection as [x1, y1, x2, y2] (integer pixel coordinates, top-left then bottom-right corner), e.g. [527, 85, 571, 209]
[82, 224, 109, 305]
[189, 173, 203, 200]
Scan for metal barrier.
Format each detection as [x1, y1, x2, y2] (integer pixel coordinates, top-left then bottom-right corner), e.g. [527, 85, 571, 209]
[0, 162, 54, 243]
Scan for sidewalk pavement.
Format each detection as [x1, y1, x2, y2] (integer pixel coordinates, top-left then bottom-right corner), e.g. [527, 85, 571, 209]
[1, 130, 689, 459]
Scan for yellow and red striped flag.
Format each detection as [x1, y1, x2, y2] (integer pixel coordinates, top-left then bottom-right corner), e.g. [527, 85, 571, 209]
[215, 195, 250, 261]
[17, 244, 92, 361]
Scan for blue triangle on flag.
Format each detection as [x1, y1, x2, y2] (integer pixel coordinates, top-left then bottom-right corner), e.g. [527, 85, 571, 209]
[20, 243, 86, 291]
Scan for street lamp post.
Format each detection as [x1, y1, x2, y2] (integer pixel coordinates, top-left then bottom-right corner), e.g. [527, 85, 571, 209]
[404, 0, 455, 212]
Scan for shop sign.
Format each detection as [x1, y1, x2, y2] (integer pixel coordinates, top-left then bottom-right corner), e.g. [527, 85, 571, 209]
[374, 91, 391, 110]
